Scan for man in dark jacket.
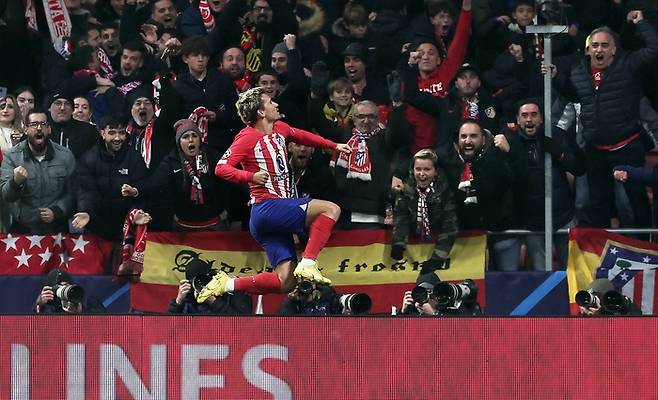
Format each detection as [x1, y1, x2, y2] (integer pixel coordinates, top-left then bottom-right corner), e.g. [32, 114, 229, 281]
[174, 37, 243, 155]
[445, 119, 525, 271]
[72, 115, 149, 241]
[553, 10, 658, 228]
[503, 100, 586, 270]
[48, 93, 99, 160]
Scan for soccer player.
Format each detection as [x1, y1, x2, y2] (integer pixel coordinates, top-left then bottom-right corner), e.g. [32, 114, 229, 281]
[200, 87, 351, 301]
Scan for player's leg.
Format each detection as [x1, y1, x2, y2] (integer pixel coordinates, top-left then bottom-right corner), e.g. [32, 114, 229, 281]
[294, 199, 340, 284]
[196, 235, 298, 302]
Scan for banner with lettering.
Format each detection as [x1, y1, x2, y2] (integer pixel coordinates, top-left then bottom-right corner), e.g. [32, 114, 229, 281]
[133, 230, 487, 313]
[1, 316, 656, 399]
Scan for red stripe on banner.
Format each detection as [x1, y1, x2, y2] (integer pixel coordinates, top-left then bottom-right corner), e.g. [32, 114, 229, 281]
[131, 279, 486, 314]
[633, 273, 643, 307]
[570, 228, 658, 254]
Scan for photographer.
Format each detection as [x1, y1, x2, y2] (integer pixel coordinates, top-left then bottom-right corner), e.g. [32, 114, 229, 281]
[577, 278, 641, 316]
[35, 269, 85, 314]
[168, 258, 252, 314]
[278, 280, 371, 316]
[400, 273, 482, 316]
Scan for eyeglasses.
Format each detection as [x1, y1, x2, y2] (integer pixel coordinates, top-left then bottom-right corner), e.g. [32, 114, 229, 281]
[26, 121, 50, 128]
[253, 5, 271, 12]
[354, 114, 377, 120]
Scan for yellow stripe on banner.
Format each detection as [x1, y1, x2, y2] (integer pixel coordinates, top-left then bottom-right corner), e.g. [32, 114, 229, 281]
[142, 234, 486, 286]
[566, 240, 603, 302]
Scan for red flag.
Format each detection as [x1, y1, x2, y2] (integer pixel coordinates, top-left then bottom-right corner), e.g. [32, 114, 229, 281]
[0, 233, 113, 275]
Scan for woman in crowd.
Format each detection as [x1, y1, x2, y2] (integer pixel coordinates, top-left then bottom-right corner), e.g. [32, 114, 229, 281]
[0, 95, 24, 151]
[14, 87, 36, 119]
[73, 96, 95, 124]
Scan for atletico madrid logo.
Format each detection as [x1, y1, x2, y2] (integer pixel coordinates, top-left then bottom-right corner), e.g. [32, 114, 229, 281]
[484, 107, 496, 119]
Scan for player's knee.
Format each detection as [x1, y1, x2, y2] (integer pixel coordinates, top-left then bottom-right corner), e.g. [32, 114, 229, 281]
[325, 202, 341, 220]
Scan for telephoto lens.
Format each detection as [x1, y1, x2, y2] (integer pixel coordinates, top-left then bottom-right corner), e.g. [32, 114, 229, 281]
[601, 290, 632, 315]
[339, 293, 372, 314]
[297, 280, 314, 295]
[54, 284, 85, 303]
[192, 273, 214, 294]
[433, 279, 478, 307]
[575, 290, 598, 308]
[411, 285, 432, 304]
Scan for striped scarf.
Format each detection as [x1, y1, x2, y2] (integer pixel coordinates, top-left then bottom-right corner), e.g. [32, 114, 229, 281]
[330, 128, 379, 181]
[416, 182, 433, 241]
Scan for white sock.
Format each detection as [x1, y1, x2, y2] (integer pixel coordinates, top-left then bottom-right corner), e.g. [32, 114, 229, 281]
[225, 278, 235, 292]
[299, 258, 316, 268]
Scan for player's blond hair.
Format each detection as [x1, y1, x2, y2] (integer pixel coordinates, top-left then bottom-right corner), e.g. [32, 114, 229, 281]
[235, 87, 265, 126]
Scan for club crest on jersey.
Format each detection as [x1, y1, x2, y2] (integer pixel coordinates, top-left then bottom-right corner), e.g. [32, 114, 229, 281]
[276, 154, 286, 171]
[221, 148, 231, 159]
[484, 107, 496, 119]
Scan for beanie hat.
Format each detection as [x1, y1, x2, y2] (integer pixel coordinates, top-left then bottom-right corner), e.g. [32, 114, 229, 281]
[46, 268, 73, 287]
[173, 118, 201, 144]
[185, 258, 211, 281]
[272, 42, 288, 55]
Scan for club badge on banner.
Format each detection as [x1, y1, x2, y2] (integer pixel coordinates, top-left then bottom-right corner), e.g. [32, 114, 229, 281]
[567, 228, 658, 315]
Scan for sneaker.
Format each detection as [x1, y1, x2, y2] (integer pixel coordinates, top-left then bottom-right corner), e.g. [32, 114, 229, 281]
[294, 261, 331, 285]
[197, 271, 230, 303]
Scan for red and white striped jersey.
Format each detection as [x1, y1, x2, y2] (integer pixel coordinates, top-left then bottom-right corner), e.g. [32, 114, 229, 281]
[215, 120, 337, 203]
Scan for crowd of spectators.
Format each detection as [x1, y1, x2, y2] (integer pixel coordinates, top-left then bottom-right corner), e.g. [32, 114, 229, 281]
[1, 0, 658, 280]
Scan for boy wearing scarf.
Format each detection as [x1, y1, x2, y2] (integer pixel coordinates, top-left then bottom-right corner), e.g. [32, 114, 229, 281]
[390, 149, 458, 276]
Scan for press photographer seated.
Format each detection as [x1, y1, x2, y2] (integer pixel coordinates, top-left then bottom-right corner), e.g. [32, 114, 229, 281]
[400, 273, 481, 316]
[577, 278, 641, 316]
[35, 269, 85, 314]
[168, 256, 252, 315]
[278, 280, 372, 316]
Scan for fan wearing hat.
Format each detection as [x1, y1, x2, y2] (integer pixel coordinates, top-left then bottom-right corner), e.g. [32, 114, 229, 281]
[47, 93, 99, 160]
[401, 62, 501, 158]
[126, 118, 227, 231]
[340, 42, 389, 106]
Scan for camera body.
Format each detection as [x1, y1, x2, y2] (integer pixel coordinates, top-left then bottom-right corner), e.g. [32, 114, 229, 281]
[52, 283, 84, 304]
[409, 279, 479, 315]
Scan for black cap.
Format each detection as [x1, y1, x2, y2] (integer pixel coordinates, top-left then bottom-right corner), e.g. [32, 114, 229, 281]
[342, 42, 364, 59]
[46, 268, 73, 287]
[456, 63, 480, 78]
[46, 93, 71, 108]
[185, 258, 211, 281]
[416, 271, 441, 286]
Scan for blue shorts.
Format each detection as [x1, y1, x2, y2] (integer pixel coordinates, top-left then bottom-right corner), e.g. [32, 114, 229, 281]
[249, 197, 310, 268]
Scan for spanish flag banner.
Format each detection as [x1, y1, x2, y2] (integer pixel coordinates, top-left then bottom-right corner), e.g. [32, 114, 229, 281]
[133, 230, 487, 313]
[567, 228, 658, 315]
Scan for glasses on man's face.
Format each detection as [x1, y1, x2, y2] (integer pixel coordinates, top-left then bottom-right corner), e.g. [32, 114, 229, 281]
[26, 121, 50, 129]
[355, 114, 377, 120]
[253, 5, 271, 12]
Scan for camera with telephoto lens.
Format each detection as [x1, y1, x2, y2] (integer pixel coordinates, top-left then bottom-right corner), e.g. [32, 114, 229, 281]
[411, 284, 433, 304]
[297, 280, 314, 296]
[433, 279, 478, 309]
[339, 293, 372, 314]
[575, 289, 600, 308]
[192, 272, 215, 294]
[52, 283, 84, 304]
[601, 290, 633, 315]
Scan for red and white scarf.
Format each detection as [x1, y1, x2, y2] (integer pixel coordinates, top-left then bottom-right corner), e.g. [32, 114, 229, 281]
[198, 0, 216, 32]
[416, 182, 434, 241]
[183, 154, 207, 204]
[97, 48, 116, 79]
[330, 128, 379, 181]
[23, 0, 38, 32]
[117, 209, 148, 278]
[458, 162, 477, 204]
[43, 0, 73, 59]
[188, 106, 209, 144]
[127, 118, 155, 168]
